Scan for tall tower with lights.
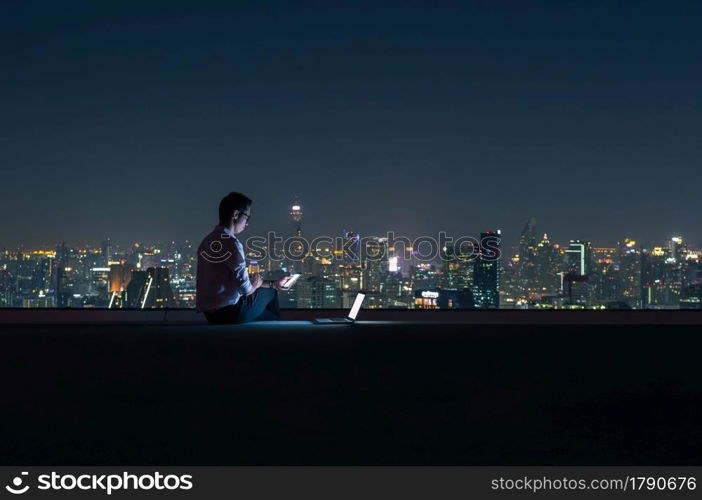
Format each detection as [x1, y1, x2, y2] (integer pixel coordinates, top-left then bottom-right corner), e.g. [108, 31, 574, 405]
[473, 230, 502, 309]
[282, 198, 305, 308]
[290, 199, 303, 237]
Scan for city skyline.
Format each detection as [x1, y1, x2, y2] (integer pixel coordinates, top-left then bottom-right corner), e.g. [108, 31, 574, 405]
[1, 226, 698, 257]
[2, 204, 700, 310]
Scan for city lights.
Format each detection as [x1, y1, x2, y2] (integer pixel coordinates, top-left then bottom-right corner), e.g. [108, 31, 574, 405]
[0, 213, 699, 310]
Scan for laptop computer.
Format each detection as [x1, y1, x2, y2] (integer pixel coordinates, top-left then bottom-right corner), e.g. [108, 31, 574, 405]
[313, 293, 365, 324]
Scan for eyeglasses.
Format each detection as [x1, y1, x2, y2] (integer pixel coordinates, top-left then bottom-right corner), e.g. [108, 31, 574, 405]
[240, 212, 251, 223]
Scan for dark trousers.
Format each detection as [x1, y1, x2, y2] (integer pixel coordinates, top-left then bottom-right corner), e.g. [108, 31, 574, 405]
[204, 288, 281, 325]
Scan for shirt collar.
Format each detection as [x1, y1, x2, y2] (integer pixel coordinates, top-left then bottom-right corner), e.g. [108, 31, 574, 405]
[215, 224, 237, 240]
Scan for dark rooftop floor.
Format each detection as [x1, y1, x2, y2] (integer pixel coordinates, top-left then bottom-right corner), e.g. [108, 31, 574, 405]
[1, 316, 701, 465]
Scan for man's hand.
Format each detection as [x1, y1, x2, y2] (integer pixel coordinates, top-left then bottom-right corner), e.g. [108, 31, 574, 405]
[248, 275, 285, 292]
[259, 277, 286, 290]
[249, 274, 263, 292]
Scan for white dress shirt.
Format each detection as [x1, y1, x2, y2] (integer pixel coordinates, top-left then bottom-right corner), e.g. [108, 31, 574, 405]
[196, 224, 254, 313]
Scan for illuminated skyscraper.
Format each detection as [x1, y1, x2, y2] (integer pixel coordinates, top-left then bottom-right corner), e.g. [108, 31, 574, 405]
[284, 199, 305, 277]
[517, 217, 537, 296]
[681, 249, 702, 308]
[591, 247, 618, 305]
[276, 198, 307, 307]
[296, 277, 340, 308]
[339, 231, 362, 292]
[473, 230, 501, 309]
[101, 238, 111, 267]
[642, 244, 681, 309]
[565, 240, 593, 276]
[562, 240, 594, 307]
[410, 262, 440, 291]
[0, 265, 12, 307]
[499, 254, 521, 308]
[363, 236, 388, 293]
[532, 234, 561, 298]
[440, 243, 474, 292]
[683, 250, 702, 287]
[124, 267, 176, 308]
[290, 199, 303, 236]
[89, 266, 111, 305]
[148, 266, 177, 309]
[382, 251, 411, 308]
[617, 238, 642, 309]
[669, 236, 684, 287]
[108, 262, 133, 307]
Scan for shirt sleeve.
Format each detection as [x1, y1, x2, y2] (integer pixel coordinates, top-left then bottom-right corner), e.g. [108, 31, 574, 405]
[225, 239, 254, 296]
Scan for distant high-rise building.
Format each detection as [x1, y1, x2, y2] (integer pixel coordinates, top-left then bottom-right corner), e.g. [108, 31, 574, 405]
[563, 240, 594, 307]
[109, 263, 132, 294]
[532, 234, 561, 298]
[124, 271, 147, 308]
[54, 264, 69, 308]
[642, 244, 681, 309]
[15, 257, 36, 298]
[591, 247, 619, 305]
[148, 266, 177, 309]
[140, 251, 164, 271]
[669, 236, 685, 287]
[410, 263, 440, 291]
[440, 242, 474, 292]
[284, 199, 305, 275]
[565, 240, 593, 276]
[101, 238, 111, 267]
[89, 266, 111, 306]
[680, 248, 702, 309]
[123, 267, 176, 308]
[617, 238, 642, 309]
[382, 269, 411, 308]
[301, 253, 319, 278]
[290, 199, 303, 236]
[499, 253, 521, 308]
[363, 236, 388, 293]
[295, 277, 340, 308]
[517, 217, 537, 297]
[339, 231, 362, 292]
[0, 265, 13, 307]
[682, 250, 702, 287]
[681, 285, 702, 309]
[473, 230, 501, 309]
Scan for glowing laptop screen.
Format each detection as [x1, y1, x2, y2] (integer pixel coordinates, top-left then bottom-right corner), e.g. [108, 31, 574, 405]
[347, 293, 365, 320]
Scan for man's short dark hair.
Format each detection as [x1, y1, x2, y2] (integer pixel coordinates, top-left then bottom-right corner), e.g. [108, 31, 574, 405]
[219, 192, 252, 225]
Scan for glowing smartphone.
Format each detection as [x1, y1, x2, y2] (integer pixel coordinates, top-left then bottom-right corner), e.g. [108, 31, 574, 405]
[278, 273, 301, 291]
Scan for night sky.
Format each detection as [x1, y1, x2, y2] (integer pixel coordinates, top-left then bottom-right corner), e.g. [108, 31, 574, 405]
[2, 0, 701, 250]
